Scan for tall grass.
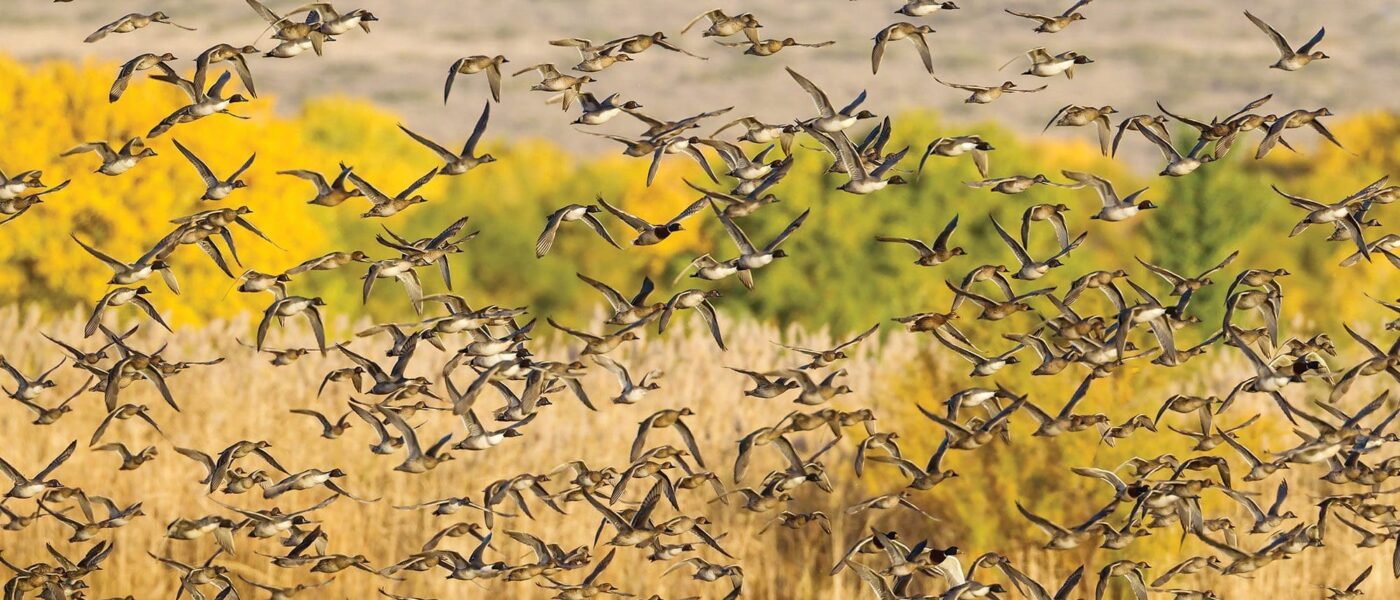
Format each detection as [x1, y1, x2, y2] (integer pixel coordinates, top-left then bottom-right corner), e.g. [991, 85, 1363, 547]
[0, 306, 1394, 599]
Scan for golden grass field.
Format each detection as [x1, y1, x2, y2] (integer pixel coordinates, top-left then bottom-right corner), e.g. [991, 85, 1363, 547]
[0, 306, 1396, 599]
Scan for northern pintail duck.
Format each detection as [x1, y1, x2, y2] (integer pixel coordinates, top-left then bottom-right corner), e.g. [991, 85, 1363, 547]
[90, 403, 164, 446]
[918, 136, 993, 179]
[512, 64, 594, 110]
[1061, 170, 1156, 222]
[146, 70, 251, 137]
[712, 116, 799, 154]
[1244, 10, 1328, 71]
[1044, 105, 1116, 155]
[1004, 0, 1095, 33]
[0, 168, 43, 200]
[682, 9, 761, 38]
[0, 356, 63, 402]
[599, 32, 706, 58]
[572, 92, 642, 126]
[280, 163, 362, 206]
[805, 128, 908, 194]
[445, 55, 508, 103]
[256, 296, 327, 353]
[247, 0, 331, 58]
[717, 29, 834, 56]
[945, 279, 1051, 320]
[876, 215, 966, 267]
[84, 12, 194, 43]
[108, 52, 177, 102]
[1014, 497, 1115, 549]
[577, 273, 663, 326]
[787, 68, 876, 133]
[1132, 124, 1215, 177]
[61, 138, 156, 176]
[871, 23, 935, 74]
[299, 3, 378, 35]
[0, 179, 69, 225]
[992, 215, 1085, 280]
[0, 440, 76, 499]
[195, 44, 259, 98]
[711, 202, 810, 287]
[1255, 107, 1342, 159]
[536, 202, 621, 257]
[1008, 47, 1093, 78]
[1273, 178, 1387, 260]
[1111, 114, 1172, 157]
[549, 38, 636, 72]
[1156, 94, 1272, 159]
[399, 102, 495, 175]
[684, 176, 781, 219]
[85, 286, 172, 338]
[349, 169, 437, 217]
[897, 0, 960, 17]
[935, 78, 1045, 104]
[172, 139, 255, 201]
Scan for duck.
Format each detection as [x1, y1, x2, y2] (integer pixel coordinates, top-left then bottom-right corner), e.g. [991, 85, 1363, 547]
[512, 64, 594, 109]
[631, 408, 706, 466]
[0, 356, 64, 403]
[787, 68, 877, 133]
[1244, 10, 1328, 71]
[1256, 108, 1342, 158]
[935, 78, 1045, 104]
[84, 12, 194, 43]
[1136, 251, 1238, 297]
[932, 329, 1025, 377]
[194, 44, 259, 98]
[108, 52, 178, 102]
[1015, 498, 1115, 550]
[876, 215, 965, 266]
[845, 490, 939, 520]
[548, 317, 652, 356]
[1044, 105, 1116, 155]
[172, 139, 254, 201]
[455, 409, 532, 450]
[992, 215, 1086, 280]
[572, 93, 642, 126]
[944, 280, 1051, 321]
[0, 440, 76, 499]
[61, 138, 157, 176]
[277, 163, 362, 206]
[349, 168, 437, 217]
[712, 117, 799, 155]
[1272, 179, 1382, 260]
[1004, 0, 1095, 33]
[536, 202, 621, 257]
[1021, 203, 1076, 251]
[597, 32, 707, 58]
[1062, 170, 1157, 222]
[445, 55, 508, 103]
[696, 138, 780, 181]
[897, 0, 960, 17]
[0, 179, 69, 225]
[255, 296, 327, 353]
[146, 70, 251, 137]
[918, 136, 994, 179]
[1131, 123, 1215, 177]
[247, 0, 331, 57]
[717, 32, 835, 57]
[871, 23, 935, 74]
[805, 128, 908, 194]
[1009, 47, 1093, 79]
[295, 3, 377, 35]
[682, 9, 761, 38]
[712, 202, 811, 278]
[379, 406, 453, 474]
[84, 286, 172, 338]
[550, 39, 637, 72]
[289, 408, 353, 439]
[399, 103, 495, 176]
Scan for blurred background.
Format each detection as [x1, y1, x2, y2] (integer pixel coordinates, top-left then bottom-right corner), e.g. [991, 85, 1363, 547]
[0, 1, 1398, 598]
